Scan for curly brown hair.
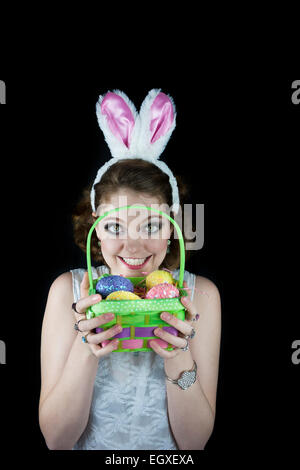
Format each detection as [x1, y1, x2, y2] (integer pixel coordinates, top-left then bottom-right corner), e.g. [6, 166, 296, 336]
[72, 158, 192, 271]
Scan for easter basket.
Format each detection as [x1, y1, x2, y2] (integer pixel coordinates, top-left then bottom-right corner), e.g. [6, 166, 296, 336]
[86, 205, 187, 352]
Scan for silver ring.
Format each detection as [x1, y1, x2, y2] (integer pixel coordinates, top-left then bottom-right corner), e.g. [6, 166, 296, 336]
[74, 319, 85, 333]
[185, 327, 196, 340]
[180, 338, 189, 351]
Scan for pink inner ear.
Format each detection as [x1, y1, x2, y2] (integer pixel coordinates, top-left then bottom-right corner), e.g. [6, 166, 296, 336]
[150, 92, 174, 144]
[101, 92, 135, 148]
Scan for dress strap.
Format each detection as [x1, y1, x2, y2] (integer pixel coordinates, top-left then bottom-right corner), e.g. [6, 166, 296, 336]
[172, 269, 196, 301]
[70, 265, 110, 302]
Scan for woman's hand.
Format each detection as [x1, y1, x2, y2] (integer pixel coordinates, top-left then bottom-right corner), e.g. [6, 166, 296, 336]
[149, 281, 198, 359]
[73, 272, 122, 358]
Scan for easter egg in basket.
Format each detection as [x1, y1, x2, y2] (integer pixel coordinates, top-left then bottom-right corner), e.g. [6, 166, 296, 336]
[145, 270, 176, 290]
[106, 290, 141, 300]
[95, 275, 134, 298]
[145, 283, 180, 299]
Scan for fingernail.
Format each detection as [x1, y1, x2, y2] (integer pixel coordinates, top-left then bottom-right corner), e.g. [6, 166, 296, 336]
[92, 295, 101, 302]
[104, 313, 114, 320]
[161, 312, 171, 320]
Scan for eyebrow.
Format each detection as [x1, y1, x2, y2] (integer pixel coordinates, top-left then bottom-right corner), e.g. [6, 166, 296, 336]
[102, 215, 163, 223]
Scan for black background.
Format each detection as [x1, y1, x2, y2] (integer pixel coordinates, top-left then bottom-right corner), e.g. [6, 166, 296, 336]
[0, 73, 299, 462]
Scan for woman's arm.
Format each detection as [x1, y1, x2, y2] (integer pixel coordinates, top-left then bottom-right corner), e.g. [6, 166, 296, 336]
[38, 273, 100, 450]
[39, 337, 100, 450]
[39, 272, 121, 450]
[164, 276, 221, 450]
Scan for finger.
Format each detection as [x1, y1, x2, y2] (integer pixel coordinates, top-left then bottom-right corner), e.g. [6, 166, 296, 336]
[149, 339, 179, 359]
[153, 328, 187, 349]
[80, 271, 91, 298]
[89, 338, 120, 358]
[75, 293, 102, 315]
[86, 322, 122, 345]
[76, 312, 115, 334]
[160, 311, 194, 337]
[74, 311, 87, 325]
[180, 295, 198, 319]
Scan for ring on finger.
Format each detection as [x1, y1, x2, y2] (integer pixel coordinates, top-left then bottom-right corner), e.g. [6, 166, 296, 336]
[180, 338, 189, 351]
[74, 319, 85, 333]
[81, 331, 91, 343]
[185, 327, 196, 340]
[72, 302, 80, 314]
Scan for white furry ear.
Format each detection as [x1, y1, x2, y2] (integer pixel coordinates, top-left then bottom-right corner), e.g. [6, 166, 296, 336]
[137, 89, 176, 160]
[96, 90, 140, 158]
[92, 89, 179, 214]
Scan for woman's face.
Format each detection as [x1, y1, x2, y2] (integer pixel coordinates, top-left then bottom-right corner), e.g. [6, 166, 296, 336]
[92, 189, 173, 276]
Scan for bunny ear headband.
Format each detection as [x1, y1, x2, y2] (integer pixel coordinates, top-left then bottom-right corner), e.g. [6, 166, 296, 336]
[90, 88, 180, 214]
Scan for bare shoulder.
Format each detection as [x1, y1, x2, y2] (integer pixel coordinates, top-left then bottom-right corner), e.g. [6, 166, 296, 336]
[43, 270, 75, 339]
[192, 275, 221, 329]
[48, 271, 73, 298]
[42, 270, 75, 339]
[193, 275, 221, 309]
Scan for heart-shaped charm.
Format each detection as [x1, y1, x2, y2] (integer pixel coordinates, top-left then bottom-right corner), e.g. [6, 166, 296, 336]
[177, 370, 196, 390]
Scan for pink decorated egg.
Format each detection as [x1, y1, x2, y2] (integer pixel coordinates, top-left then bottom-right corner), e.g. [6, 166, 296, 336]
[145, 283, 180, 299]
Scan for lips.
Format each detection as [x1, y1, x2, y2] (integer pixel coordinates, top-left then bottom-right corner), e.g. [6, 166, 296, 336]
[118, 255, 152, 270]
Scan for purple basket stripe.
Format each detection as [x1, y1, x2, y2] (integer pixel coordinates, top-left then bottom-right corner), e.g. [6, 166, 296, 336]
[95, 326, 178, 337]
[135, 327, 152, 337]
[95, 327, 130, 338]
[163, 326, 178, 336]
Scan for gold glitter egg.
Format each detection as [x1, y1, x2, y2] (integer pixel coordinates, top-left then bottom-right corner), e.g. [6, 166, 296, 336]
[106, 291, 141, 300]
[145, 270, 175, 290]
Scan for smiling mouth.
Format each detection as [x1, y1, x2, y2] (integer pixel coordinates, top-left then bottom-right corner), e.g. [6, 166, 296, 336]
[117, 255, 152, 269]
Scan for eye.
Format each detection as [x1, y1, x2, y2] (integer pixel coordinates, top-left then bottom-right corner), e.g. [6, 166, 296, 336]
[144, 222, 162, 234]
[104, 223, 123, 234]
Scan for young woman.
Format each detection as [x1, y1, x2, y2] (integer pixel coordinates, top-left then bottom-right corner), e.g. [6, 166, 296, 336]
[38, 90, 221, 451]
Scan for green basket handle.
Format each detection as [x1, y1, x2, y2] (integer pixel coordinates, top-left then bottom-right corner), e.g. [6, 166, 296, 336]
[86, 205, 185, 292]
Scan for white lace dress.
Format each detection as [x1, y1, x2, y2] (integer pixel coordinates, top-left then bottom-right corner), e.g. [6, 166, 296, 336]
[71, 265, 196, 450]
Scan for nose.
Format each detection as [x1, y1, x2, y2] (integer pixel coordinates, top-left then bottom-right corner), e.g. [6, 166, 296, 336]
[123, 237, 142, 254]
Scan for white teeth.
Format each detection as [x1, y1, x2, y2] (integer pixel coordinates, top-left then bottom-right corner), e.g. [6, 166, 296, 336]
[121, 257, 148, 266]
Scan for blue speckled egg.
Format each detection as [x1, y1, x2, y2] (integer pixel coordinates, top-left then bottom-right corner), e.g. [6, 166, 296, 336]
[95, 275, 134, 298]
